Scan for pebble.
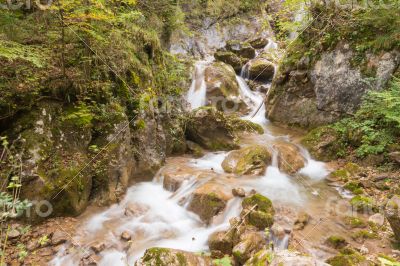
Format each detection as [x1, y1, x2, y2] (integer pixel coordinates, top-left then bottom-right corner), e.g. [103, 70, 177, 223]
[232, 188, 246, 197]
[121, 231, 131, 241]
[91, 242, 106, 254]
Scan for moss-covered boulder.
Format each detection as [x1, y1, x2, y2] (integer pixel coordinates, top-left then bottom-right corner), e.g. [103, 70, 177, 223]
[188, 182, 232, 223]
[249, 37, 269, 49]
[226, 40, 256, 59]
[326, 248, 366, 266]
[185, 107, 262, 151]
[241, 194, 275, 230]
[137, 247, 212, 266]
[208, 230, 234, 255]
[325, 235, 348, 249]
[232, 231, 265, 264]
[385, 195, 400, 241]
[350, 195, 378, 213]
[221, 145, 272, 175]
[273, 142, 306, 174]
[247, 250, 330, 266]
[214, 51, 244, 73]
[204, 62, 245, 112]
[248, 58, 275, 82]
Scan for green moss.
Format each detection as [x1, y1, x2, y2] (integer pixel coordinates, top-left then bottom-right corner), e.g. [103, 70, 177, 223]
[243, 249, 273, 266]
[344, 181, 363, 195]
[350, 195, 378, 213]
[351, 229, 378, 241]
[326, 235, 347, 249]
[326, 248, 365, 266]
[242, 194, 273, 213]
[344, 216, 367, 229]
[242, 194, 275, 229]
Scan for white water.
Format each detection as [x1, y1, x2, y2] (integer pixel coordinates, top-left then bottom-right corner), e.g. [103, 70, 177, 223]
[52, 38, 330, 266]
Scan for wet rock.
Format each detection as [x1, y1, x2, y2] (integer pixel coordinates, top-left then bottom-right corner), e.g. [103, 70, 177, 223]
[385, 195, 400, 241]
[90, 242, 106, 254]
[249, 37, 269, 49]
[121, 231, 131, 241]
[271, 223, 286, 239]
[226, 40, 256, 59]
[294, 211, 310, 230]
[368, 213, 384, 227]
[273, 142, 306, 175]
[232, 188, 246, 198]
[241, 193, 275, 230]
[186, 107, 262, 151]
[124, 202, 149, 217]
[162, 172, 191, 192]
[80, 254, 100, 266]
[214, 51, 244, 73]
[222, 145, 272, 175]
[204, 62, 244, 112]
[249, 249, 330, 266]
[137, 247, 212, 266]
[248, 58, 275, 82]
[51, 230, 68, 245]
[232, 231, 265, 264]
[208, 231, 234, 255]
[188, 182, 231, 223]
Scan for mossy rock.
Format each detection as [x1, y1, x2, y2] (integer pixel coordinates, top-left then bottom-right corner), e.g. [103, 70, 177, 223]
[241, 194, 275, 230]
[243, 249, 274, 266]
[214, 51, 244, 73]
[226, 40, 256, 59]
[248, 58, 275, 82]
[326, 249, 365, 266]
[350, 195, 378, 213]
[326, 235, 348, 249]
[344, 216, 367, 229]
[221, 145, 272, 175]
[139, 247, 212, 266]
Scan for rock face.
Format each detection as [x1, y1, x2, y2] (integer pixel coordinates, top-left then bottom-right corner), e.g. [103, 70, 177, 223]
[266, 44, 399, 128]
[273, 142, 306, 174]
[221, 145, 272, 175]
[385, 195, 400, 241]
[188, 182, 232, 223]
[137, 248, 212, 266]
[185, 107, 263, 151]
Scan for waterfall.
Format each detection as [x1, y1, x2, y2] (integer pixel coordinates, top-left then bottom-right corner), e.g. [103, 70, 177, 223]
[186, 59, 212, 110]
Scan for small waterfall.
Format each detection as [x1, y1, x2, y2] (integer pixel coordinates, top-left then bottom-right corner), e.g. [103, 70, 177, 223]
[186, 60, 211, 110]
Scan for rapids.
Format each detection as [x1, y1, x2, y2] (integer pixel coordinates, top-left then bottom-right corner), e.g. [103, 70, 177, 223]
[51, 38, 343, 266]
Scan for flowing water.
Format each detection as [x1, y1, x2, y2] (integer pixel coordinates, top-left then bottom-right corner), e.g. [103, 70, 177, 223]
[51, 39, 347, 266]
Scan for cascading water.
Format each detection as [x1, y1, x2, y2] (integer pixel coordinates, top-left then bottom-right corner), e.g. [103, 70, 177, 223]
[52, 37, 332, 266]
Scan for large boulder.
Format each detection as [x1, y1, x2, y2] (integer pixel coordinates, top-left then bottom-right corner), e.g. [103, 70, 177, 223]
[136, 247, 212, 266]
[266, 44, 399, 128]
[214, 51, 244, 73]
[241, 194, 275, 230]
[273, 142, 306, 174]
[385, 195, 400, 241]
[246, 249, 330, 266]
[247, 58, 275, 82]
[221, 145, 272, 175]
[208, 230, 234, 255]
[249, 37, 269, 49]
[232, 230, 265, 264]
[204, 62, 244, 112]
[188, 182, 232, 223]
[226, 40, 256, 59]
[185, 107, 263, 151]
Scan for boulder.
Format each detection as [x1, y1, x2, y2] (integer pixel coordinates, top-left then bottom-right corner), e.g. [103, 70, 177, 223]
[222, 145, 272, 175]
[248, 58, 275, 82]
[186, 141, 205, 158]
[385, 195, 400, 241]
[124, 202, 149, 217]
[208, 231, 234, 255]
[246, 249, 330, 266]
[214, 51, 244, 73]
[137, 248, 212, 266]
[188, 182, 232, 223]
[273, 142, 306, 174]
[226, 40, 256, 59]
[51, 230, 68, 245]
[389, 151, 400, 164]
[185, 107, 263, 151]
[249, 37, 269, 49]
[162, 172, 193, 192]
[325, 235, 348, 249]
[241, 193, 275, 230]
[232, 231, 265, 264]
[368, 213, 385, 227]
[204, 62, 244, 112]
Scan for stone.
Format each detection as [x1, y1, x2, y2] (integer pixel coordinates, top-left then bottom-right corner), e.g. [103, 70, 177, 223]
[124, 202, 149, 217]
[241, 193, 275, 230]
[251, 249, 331, 266]
[385, 195, 400, 241]
[368, 213, 385, 227]
[294, 211, 310, 230]
[247, 58, 275, 82]
[389, 152, 400, 164]
[185, 141, 204, 158]
[188, 182, 232, 223]
[325, 235, 348, 249]
[249, 37, 269, 49]
[232, 188, 246, 198]
[222, 145, 272, 176]
[8, 229, 20, 239]
[273, 142, 306, 175]
[51, 230, 69, 245]
[232, 231, 265, 264]
[121, 231, 131, 241]
[208, 231, 234, 255]
[90, 242, 106, 254]
[214, 51, 244, 73]
[226, 40, 256, 59]
[137, 247, 212, 266]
